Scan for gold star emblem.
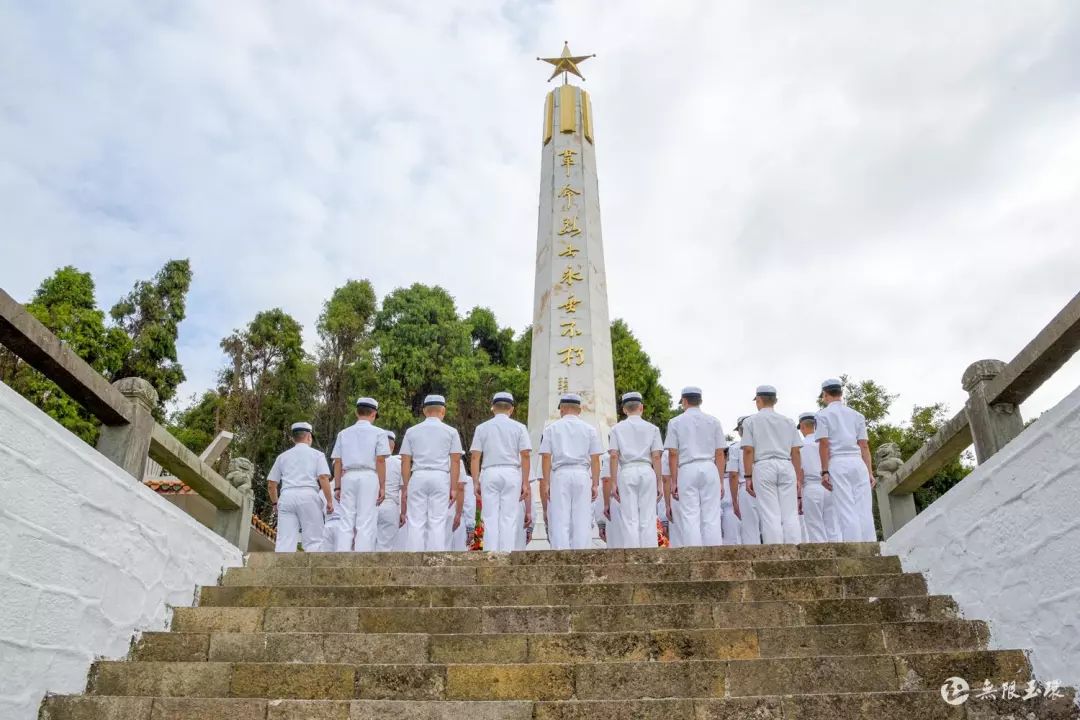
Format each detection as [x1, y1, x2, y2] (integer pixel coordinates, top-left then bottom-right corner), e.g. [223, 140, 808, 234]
[538, 41, 596, 83]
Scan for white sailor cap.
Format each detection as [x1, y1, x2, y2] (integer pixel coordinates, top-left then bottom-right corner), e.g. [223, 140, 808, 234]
[680, 386, 702, 399]
[492, 391, 515, 405]
[559, 393, 582, 405]
[621, 391, 643, 404]
[754, 384, 777, 399]
[290, 421, 313, 433]
[821, 378, 843, 391]
[356, 397, 379, 411]
[798, 411, 817, 423]
[384, 429, 396, 441]
[423, 394, 446, 407]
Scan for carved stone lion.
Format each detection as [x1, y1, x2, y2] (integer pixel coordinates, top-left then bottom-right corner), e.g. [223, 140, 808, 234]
[873, 442, 904, 487]
[226, 457, 255, 495]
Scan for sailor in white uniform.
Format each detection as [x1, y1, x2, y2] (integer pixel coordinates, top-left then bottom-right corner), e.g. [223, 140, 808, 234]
[797, 412, 835, 543]
[374, 430, 405, 551]
[741, 385, 804, 544]
[470, 392, 532, 552]
[728, 417, 760, 545]
[400, 394, 464, 552]
[661, 452, 680, 547]
[330, 399, 389, 551]
[664, 386, 726, 547]
[446, 459, 475, 551]
[609, 391, 663, 548]
[600, 452, 621, 548]
[719, 442, 741, 546]
[540, 393, 602, 550]
[268, 422, 333, 552]
[815, 379, 877, 542]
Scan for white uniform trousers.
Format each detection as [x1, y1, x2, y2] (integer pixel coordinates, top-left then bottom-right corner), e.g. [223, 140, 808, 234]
[830, 455, 876, 542]
[801, 477, 838, 543]
[721, 491, 741, 546]
[480, 466, 523, 553]
[667, 497, 681, 547]
[375, 495, 402, 551]
[515, 501, 527, 550]
[407, 470, 450, 551]
[614, 464, 658, 548]
[738, 482, 762, 545]
[276, 487, 325, 553]
[752, 458, 801, 544]
[445, 515, 467, 551]
[334, 469, 380, 552]
[548, 467, 592, 550]
[674, 461, 724, 547]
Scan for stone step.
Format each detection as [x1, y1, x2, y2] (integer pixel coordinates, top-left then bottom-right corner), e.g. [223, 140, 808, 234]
[222, 556, 902, 587]
[199, 573, 928, 608]
[243, 542, 882, 569]
[173, 596, 960, 634]
[85, 650, 1032, 700]
[132, 621, 989, 664]
[39, 692, 1080, 720]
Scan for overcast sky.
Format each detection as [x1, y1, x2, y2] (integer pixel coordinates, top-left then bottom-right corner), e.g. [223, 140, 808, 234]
[2, 1, 1078, 432]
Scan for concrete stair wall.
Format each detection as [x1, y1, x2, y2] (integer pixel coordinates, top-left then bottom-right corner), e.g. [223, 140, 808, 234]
[40, 543, 1078, 719]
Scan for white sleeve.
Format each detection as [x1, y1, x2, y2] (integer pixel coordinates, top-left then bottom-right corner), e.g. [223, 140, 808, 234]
[331, 432, 343, 460]
[608, 427, 621, 453]
[663, 421, 678, 450]
[375, 432, 390, 457]
[267, 456, 282, 483]
[450, 428, 464, 454]
[539, 431, 552, 454]
[400, 430, 413, 456]
[469, 423, 485, 453]
[792, 426, 804, 448]
[517, 424, 532, 452]
[588, 428, 602, 455]
[814, 414, 830, 441]
[651, 427, 663, 453]
[855, 413, 869, 441]
[725, 446, 739, 473]
[316, 452, 331, 477]
[742, 418, 756, 448]
[714, 420, 725, 449]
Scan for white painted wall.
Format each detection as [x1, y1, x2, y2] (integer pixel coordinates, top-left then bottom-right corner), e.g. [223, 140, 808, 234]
[885, 383, 1080, 690]
[0, 381, 243, 720]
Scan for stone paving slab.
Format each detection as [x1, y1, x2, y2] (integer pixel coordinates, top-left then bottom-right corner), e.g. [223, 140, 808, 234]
[174, 596, 960, 634]
[134, 621, 988, 664]
[243, 543, 883, 569]
[198, 574, 927, 608]
[222, 556, 902, 587]
[39, 693, 1080, 720]
[86, 650, 1033, 700]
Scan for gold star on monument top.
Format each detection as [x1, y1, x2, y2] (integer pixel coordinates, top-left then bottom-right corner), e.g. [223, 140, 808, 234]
[538, 41, 596, 83]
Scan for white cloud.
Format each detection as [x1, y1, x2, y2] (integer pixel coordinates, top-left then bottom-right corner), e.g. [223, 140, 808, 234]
[1, 0, 1078, 432]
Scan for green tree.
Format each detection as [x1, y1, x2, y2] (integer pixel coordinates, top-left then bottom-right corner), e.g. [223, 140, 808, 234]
[312, 280, 378, 441]
[610, 319, 674, 431]
[1, 267, 129, 442]
[218, 308, 317, 518]
[110, 259, 193, 415]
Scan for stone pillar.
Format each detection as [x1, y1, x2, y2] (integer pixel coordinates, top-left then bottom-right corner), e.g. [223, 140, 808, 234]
[216, 457, 254, 552]
[871, 442, 917, 539]
[962, 359, 1025, 464]
[96, 377, 157, 480]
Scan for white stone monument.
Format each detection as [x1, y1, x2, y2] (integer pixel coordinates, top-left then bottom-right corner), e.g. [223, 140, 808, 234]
[527, 44, 617, 547]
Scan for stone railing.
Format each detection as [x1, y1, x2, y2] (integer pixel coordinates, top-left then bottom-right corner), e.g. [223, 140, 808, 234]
[0, 288, 253, 550]
[877, 290, 1080, 539]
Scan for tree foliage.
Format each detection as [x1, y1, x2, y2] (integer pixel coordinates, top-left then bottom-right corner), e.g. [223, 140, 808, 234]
[611, 319, 673, 431]
[0, 267, 130, 442]
[110, 259, 193, 413]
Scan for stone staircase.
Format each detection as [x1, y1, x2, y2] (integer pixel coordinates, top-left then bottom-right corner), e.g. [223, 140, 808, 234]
[40, 543, 1077, 719]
